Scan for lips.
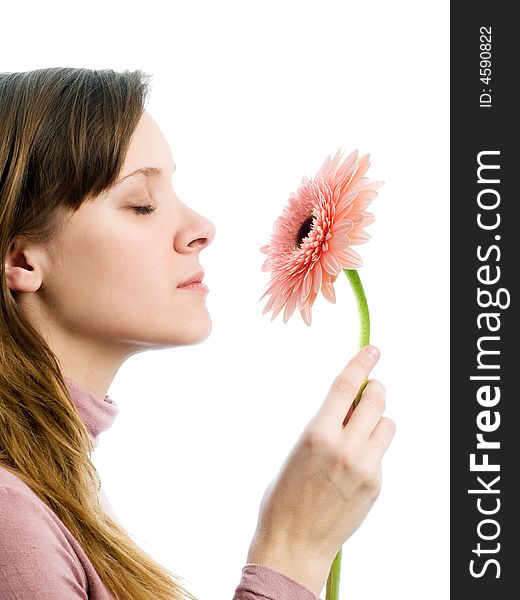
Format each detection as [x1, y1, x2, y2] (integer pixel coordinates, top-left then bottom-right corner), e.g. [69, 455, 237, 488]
[178, 269, 205, 287]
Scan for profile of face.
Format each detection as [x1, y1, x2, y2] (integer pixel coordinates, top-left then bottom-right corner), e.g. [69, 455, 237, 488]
[8, 111, 216, 363]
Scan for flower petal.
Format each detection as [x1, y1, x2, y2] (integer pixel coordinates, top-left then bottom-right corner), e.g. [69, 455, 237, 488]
[312, 262, 322, 293]
[356, 189, 378, 202]
[320, 250, 341, 275]
[321, 280, 336, 304]
[349, 155, 370, 185]
[270, 302, 285, 322]
[336, 189, 360, 213]
[350, 198, 372, 213]
[351, 190, 378, 212]
[300, 270, 313, 303]
[261, 257, 272, 272]
[335, 149, 358, 182]
[336, 246, 363, 268]
[333, 219, 354, 235]
[283, 291, 299, 323]
[300, 303, 312, 326]
[362, 211, 375, 226]
[261, 289, 280, 313]
[300, 291, 318, 326]
[364, 180, 384, 191]
[330, 234, 350, 250]
[348, 212, 364, 227]
[348, 230, 371, 244]
[259, 277, 283, 302]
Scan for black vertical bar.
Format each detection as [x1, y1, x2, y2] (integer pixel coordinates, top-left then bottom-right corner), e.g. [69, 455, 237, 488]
[451, 3, 518, 597]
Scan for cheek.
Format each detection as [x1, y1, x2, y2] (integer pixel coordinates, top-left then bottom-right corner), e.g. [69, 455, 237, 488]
[47, 213, 180, 326]
[64, 216, 164, 287]
[49, 260, 169, 336]
[50, 231, 136, 306]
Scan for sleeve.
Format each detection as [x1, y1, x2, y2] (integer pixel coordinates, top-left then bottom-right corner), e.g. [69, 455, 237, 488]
[0, 486, 88, 600]
[232, 563, 321, 600]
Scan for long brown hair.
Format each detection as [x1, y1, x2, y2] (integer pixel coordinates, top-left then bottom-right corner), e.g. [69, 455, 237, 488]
[0, 67, 197, 600]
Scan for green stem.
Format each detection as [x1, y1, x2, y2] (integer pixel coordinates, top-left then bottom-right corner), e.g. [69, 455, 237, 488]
[325, 268, 370, 600]
[343, 268, 370, 349]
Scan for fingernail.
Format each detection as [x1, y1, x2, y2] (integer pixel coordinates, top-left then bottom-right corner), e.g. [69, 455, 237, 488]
[364, 345, 380, 360]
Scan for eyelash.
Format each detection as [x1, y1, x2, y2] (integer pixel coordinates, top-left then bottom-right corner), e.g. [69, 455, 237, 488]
[131, 203, 156, 215]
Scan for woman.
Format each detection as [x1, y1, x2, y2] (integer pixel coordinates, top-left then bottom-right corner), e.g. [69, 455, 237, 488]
[0, 67, 395, 600]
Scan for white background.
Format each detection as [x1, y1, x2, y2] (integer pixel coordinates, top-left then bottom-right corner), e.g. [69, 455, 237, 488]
[3, 2, 449, 598]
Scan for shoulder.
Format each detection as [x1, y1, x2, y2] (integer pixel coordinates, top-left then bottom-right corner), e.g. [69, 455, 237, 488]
[0, 466, 62, 534]
[0, 466, 88, 599]
[0, 465, 38, 499]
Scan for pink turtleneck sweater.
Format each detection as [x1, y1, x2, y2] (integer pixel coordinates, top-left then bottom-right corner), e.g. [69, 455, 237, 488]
[0, 378, 320, 600]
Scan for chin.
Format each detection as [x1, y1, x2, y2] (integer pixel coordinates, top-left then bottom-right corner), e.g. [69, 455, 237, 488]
[161, 313, 213, 348]
[181, 318, 213, 346]
[126, 310, 213, 351]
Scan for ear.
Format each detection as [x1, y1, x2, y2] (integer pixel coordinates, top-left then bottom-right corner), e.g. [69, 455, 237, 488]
[4, 238, 46, 293]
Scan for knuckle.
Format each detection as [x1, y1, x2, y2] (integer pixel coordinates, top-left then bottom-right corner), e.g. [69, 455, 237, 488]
[356, 464, 381, 496]
[354, 351, 373, 372]
[303, 426, 333, 454]
[338, 444, 357, 471]
[370, 378, 386, 395]
[365, 380, 386, 411]
[369, 480, 382, 499]
[369, 393, 386, 412]
[331, 375, 356, 398]
[381, 416, 396, 437]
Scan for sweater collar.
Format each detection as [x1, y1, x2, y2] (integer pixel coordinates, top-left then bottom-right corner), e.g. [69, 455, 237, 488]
[63, 377, 119, 448]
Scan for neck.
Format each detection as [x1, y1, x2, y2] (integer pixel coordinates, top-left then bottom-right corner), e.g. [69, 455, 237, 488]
[20, 295, 140, 398]
[52, 333, 136, 399]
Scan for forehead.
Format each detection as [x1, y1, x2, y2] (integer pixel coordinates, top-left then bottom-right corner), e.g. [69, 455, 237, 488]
[121, 111, 175, 174]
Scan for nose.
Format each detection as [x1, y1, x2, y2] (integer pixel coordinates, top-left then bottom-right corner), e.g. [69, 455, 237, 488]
[174, 205, 216, 253]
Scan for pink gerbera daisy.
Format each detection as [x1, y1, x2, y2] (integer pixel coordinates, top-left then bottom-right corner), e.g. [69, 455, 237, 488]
[259, 149, 383, 326]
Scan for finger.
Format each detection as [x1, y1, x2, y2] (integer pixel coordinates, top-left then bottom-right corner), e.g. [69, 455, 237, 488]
[342, 379, 387, 446]
[364, 416, 396, 462]
[316, 345, 380, 429]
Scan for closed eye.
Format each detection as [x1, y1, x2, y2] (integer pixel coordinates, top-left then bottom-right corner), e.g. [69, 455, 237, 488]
[131, 204, 156, 215]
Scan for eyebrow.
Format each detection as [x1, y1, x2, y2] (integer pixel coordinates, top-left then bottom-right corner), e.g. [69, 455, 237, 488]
[115, 162, 176, 186]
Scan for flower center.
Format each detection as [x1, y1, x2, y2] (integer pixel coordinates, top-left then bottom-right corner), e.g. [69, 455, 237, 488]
[295, 215, 314, 249]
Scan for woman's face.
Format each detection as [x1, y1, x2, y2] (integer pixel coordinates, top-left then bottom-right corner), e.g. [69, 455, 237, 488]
[35, 110, 216, 356]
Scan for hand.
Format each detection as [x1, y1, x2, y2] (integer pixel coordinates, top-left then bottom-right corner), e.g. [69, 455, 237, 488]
[246, 345, 395, 596]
